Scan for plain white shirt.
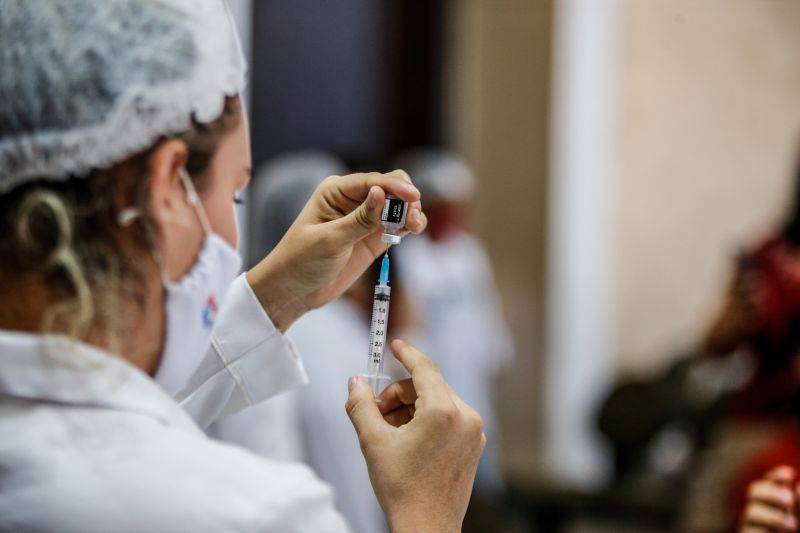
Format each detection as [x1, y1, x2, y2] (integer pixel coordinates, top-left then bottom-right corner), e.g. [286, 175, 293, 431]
[211, 297, 409, 533]
[0, 275, 351, 532]
[396, 232, 514, 494]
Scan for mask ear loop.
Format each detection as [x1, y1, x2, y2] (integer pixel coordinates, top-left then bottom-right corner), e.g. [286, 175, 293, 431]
[116, 206, 174, 287]
[179, 169, 213, 235]
[117, 169, 211, 288]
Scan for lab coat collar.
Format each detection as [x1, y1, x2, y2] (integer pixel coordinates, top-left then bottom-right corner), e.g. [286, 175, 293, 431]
[0, 329, 200, 432]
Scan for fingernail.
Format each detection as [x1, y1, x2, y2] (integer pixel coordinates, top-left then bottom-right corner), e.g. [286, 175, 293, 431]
[410, 208, 421, 224]
[405, 183, 419, 195]
[367, 189, 378, 210]
[348, 376, 358, 392]
[787, 516, 797, 529]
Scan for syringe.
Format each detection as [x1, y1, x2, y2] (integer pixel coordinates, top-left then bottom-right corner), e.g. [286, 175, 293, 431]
[363, 252, 392, 397]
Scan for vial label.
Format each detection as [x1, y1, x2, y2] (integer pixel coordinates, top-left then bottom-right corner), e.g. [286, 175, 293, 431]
[381, 197, 406, 224]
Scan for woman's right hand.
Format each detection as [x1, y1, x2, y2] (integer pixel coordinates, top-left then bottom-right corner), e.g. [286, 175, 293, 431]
[740, 466, 799, 532]
[345, 340, 486, 533]
[246, 171, 425, 333]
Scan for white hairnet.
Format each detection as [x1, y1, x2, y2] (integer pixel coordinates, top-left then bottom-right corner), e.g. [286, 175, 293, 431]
[0, 0, 246, 193]
[391, 148, 476, 204]
[248, 151, 347, 264]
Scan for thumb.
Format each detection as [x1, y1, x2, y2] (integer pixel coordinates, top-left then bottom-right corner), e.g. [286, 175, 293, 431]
[332, 186, 385, 245]
[345, 376, 386, 444]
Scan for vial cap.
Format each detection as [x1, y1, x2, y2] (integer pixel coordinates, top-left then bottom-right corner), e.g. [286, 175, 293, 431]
[381, 233, 402, 245]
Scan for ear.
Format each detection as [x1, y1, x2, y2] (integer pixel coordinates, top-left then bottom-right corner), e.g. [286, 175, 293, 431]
[148, 139, 189, 233]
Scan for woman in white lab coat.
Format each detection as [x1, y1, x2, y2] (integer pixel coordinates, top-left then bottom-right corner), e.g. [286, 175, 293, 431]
[0, 1, 486, 532]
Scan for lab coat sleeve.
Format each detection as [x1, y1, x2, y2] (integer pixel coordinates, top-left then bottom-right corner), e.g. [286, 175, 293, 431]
[175, 274, 309, 429]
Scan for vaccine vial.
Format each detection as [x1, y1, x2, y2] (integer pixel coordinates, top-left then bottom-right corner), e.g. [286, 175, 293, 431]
[380, 195, 408, 245]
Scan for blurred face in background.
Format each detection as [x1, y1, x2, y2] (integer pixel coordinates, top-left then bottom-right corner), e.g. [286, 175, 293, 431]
[424, 200, 471, 242]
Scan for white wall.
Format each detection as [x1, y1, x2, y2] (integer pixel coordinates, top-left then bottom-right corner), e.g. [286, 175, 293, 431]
[543, 0, 618, 486]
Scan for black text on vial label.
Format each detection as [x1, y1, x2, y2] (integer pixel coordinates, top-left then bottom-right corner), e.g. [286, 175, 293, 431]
[381, 198, 406, 224]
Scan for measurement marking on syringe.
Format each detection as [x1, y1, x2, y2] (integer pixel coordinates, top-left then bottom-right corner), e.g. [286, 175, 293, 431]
[369, 298, 390, 364]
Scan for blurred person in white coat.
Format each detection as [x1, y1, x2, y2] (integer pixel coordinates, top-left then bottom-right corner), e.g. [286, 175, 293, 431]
[0, 3, 487, 532]
[285, 259, 417, 533]
[392, 148, 514, 497]
[212, 152, 416, 532]
[208, 151, 349, 464]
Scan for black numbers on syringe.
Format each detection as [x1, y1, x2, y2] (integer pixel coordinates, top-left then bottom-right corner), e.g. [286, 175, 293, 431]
[370, 310, 387, 363]
[369, 295, 391, 366]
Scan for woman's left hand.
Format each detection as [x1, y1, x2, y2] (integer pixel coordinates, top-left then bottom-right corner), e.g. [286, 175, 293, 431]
[246, 170, 426, 332]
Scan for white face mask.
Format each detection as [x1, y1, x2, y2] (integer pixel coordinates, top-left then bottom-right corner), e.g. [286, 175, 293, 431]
[152, 170, 242, 396]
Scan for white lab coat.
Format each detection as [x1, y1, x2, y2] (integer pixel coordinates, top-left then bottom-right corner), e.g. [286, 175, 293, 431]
[396, 232, 514, 494]
[211, 298, 407, 533]
[0, 275, 351, 532]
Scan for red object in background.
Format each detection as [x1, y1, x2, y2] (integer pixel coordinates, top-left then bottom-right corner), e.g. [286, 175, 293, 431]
[728, 426, 800, 533]
[424, 201, 470, 242]
[728, 236, 800, 418]
[748, 237, 800, 341]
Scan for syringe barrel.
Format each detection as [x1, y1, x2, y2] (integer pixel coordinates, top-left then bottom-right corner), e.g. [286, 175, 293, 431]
[365, 283, 391, 395]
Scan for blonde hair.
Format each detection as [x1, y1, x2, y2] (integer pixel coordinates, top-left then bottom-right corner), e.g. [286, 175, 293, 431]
[16, 189, 95, 337]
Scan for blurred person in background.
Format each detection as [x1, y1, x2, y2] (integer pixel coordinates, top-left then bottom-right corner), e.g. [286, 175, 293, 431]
[0, 2, 488, 531]
[212, 151, 419, 532]
[682, 146, 800, 532]
[704, 159, 800, 419]
[283, 258, 417, 533]
[391, 148, 515, 525]
[244, 150, 348, 268]
[208, 150, 348, 463]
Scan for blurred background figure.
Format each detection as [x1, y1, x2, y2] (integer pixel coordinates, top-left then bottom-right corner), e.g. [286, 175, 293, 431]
[704, 157, 800, 419]
[245, 150, 348, 267]
[392, 148, 515, 528]
[211, 150, 415, 533]
[284, 257, 416, 533]
[679, 152, 800, 533]
[209, 150, 346, 464]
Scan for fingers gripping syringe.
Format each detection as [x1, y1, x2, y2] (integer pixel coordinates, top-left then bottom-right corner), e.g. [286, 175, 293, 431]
[363, 252, 392, 396]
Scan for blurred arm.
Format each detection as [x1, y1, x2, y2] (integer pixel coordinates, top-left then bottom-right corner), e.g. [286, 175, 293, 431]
[704, 271, 758, 356]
